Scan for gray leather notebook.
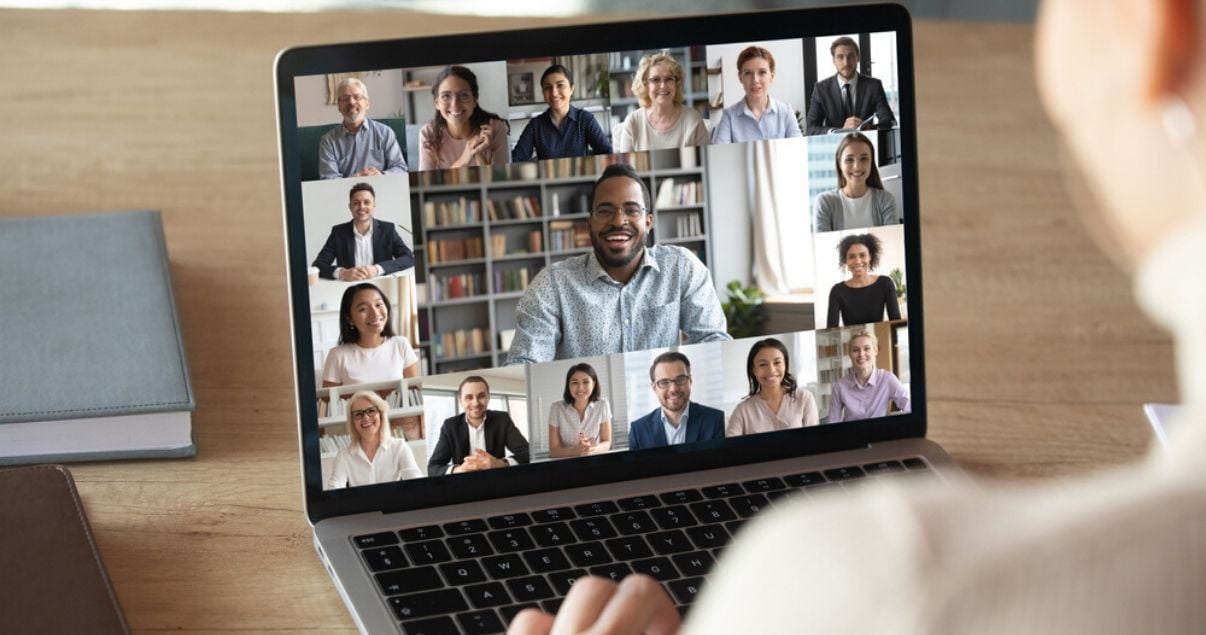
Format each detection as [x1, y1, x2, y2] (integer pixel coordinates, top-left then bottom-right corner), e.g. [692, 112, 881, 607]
[0, 211, 195, 464]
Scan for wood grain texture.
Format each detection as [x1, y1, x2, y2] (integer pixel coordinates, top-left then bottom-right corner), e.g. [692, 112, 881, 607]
[0, 10, 1174, 631]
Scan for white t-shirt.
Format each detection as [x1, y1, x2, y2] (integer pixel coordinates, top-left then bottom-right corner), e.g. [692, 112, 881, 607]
[839, 190, 876, 230]
[322, 335, 419, 385]
[326, 436, 423, 488]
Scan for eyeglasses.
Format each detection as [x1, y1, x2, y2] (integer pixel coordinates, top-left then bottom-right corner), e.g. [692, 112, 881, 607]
[592, 204, 647, 222]
[653, 374, 691, 390]
[337, 94, 367, 104]
[351, 406, 380, 421]
[645, 75, 677, 86]
[437, 90, 474, 104]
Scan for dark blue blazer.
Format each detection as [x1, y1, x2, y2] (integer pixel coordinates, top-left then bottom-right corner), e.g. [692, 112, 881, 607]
[627, 402, 725, 451]
[312, 218, 414, 279]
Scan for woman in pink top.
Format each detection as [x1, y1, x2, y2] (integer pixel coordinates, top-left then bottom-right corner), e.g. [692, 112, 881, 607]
[418, 65, 510, 171]
[726, 337, 819, 436]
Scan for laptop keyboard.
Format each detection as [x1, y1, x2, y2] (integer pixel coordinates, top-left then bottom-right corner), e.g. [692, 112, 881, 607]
[353, 457, 932, 634]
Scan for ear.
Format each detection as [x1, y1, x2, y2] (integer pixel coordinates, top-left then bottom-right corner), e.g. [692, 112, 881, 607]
[1137, 0, 1199, 102]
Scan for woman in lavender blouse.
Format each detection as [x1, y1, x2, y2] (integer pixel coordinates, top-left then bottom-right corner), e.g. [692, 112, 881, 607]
[827, 329, 909, 423]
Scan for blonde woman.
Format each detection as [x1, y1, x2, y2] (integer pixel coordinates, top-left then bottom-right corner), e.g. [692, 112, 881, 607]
[326, 390, 422, 489]
[614, 52, 709, 152]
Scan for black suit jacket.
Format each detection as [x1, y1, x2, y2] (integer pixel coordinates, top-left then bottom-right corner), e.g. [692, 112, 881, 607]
[312, 218, 414, 279]
[427, 410, 532, 476]
[805, 74, 896, 135]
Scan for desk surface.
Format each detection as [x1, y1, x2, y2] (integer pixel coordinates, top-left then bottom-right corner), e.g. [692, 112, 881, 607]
[0, 9, 1175, 631]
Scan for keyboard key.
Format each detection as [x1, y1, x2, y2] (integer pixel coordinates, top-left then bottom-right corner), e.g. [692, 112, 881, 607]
[405, 540, 453, 565]
[444, 519, 490, 536]
[903, 457, 930, 470]
[547, 569, 587, 596]
[482, 554, 530, 579]
[570, 517, 617, 541]
[605, 535, 653, 560]
[591, 562, 633, 582]
[805, 482, 842, 494]
[685, 524, 731, 550]
[376, 566, 444, 596]
[439, 560, 487, 586]
[401, 615, 459, 635]
[400, 525, 445, 542]
[565, 541, 613, 567]
[725, 519, 745, 536]
[457, 609, 505, 635]
[613, 511, 658, 535]
[650, 505, 697, 530]
[631, 557, 679, 581]
[530, 522, 575, 547]
[499, 603, 539, 624]
[506, 575, 555, 602]
[671, 551, 715, 577]
[448, 534, 495, 560]
[667, 577, 705, 605]
[389, 588, 468, 621]
[487, 528, 536, 553]
[647, 530, 693, 555]
[864, 460, 906, 474]
[701, 483, 744, 498]
[658, 489, 703, 505]
[741, 477, 786, 492]
[783, 471, 825, 487]
[689, 500, 737, 523]
[362, 546, 408, 572]
[464, 582, 512, 608]
[574, 501, 619, 517]
[541, 598, 564, 614]
[729, 494, 769, 518]
[617, 495, 662, 510]
[522, 548, 571, 573]
[530, 507, 575, 523]
[354, 531, 399, 549]
[823, 465, 866, 481]
[488, 513, 532, 529]
[766, 488, 799, 502]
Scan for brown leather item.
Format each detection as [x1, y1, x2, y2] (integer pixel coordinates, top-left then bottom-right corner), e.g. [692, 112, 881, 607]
[0, 465, 129, 634]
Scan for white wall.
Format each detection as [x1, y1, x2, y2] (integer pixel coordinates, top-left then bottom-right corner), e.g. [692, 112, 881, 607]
[300, 173, 413, 267]
[811, 224, 907, 328]
[702, 141, 753, 295]
[706, 38, 806, 117]
[294, 69, 407, 128]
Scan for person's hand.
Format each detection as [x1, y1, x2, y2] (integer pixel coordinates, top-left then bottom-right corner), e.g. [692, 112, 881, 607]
[507, 575, 681, 635]
[336, 268, 368, 281]
[842, 116, 863, 129]
[355, 167, 384, 176]
[459, 449, 503, 471]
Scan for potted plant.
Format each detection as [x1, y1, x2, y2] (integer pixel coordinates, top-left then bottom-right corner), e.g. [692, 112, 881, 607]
[722, 280, 769, 338]
[889, 268, 907, 304]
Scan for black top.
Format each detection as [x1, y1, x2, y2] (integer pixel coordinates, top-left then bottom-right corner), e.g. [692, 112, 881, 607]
[826, 276, 900, 327]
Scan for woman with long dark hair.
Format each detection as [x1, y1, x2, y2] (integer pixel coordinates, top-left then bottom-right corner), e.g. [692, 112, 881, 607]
[726, 337, 818, 436]
[418, 65, 510, 170]
[321, 282, 419, 386]
[546, 362, 613, 458]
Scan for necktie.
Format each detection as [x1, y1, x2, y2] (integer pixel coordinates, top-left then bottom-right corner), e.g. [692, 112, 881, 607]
[843, 83, 854, 120]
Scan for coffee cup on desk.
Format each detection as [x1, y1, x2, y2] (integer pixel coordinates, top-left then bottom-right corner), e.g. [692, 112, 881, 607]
[308, 266, 319, 286]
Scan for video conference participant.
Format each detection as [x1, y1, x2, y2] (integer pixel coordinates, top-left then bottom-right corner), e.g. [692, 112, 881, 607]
[311, 182, 415, 281]
[726, 337, 819, 436]
[805, 36, 896, 135]
[614, 53, 710, 152]
[629, 352, 725, 450]
[813, 132, 899, 231]
[427, 376, 532, 476]
[827, 329, 908, 422]
[322, 282, 420, 386]
[318, 78, 408, 179]
[711, 46, 803, 144]
[419, 66, 510, 170]
[826, 232, 900, 327]
[326, 390, 423, 489]
[506, 163, 730, 365]
[511, 64, 613, 162]
[547, 363, 613, 458]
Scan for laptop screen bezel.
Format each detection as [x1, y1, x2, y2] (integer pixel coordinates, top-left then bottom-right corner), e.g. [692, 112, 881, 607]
[274, 3, 925, 524]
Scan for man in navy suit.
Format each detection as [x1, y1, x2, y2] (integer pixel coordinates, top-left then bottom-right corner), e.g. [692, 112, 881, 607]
[628, 351, 725, 451]
[805, 36, 896, 135]
[428, 376, 532, 476]
[311, 182, 414, 280]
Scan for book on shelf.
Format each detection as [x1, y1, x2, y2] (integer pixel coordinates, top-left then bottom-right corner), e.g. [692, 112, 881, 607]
[0, 211, 195, 465]
[433, 328, 490, 360]
[549, 220, 591, 251]
[674, 213, 703, 238]
[428, 237, 485, 263]
[423, 197, 481, 227]
[417, 165, 486, 186]
[486, 195, 542, 221]
[493, 266, 534, 293]
[656, 178, 702, 208]
[429, 272, 484, 302]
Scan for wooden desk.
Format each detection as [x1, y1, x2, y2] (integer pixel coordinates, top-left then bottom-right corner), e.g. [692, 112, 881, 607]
[0, 10, 1174, 631]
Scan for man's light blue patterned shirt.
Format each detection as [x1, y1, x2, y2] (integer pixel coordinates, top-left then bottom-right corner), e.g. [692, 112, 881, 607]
[506, 245, 730, 365]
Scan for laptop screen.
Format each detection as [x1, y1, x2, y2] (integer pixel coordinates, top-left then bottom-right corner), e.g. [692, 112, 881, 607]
[279, 6, 922, 514]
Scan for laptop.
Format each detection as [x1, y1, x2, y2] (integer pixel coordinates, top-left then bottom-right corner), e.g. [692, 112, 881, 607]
[275, 4, 953, 632]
